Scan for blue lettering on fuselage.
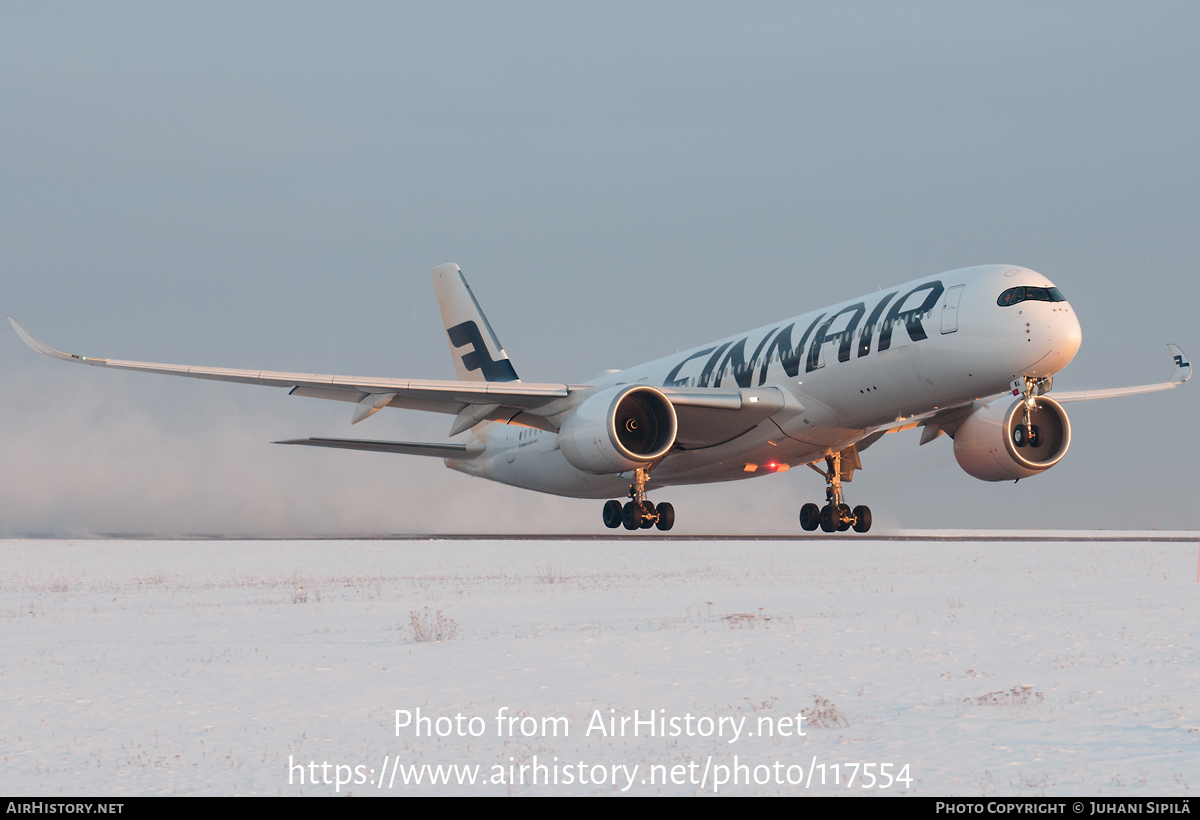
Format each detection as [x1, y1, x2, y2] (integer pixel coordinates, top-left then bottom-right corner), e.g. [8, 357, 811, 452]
[698, 342, 732, 387]
[662, 280, 945, 388]
[858, 291, 897, 357]
[878, 281, 944, 351]
[664, 346, 717, 387]
[806, 302, 866, 372]
[755, 313, 825, 386]
[711, 329, 780, 388]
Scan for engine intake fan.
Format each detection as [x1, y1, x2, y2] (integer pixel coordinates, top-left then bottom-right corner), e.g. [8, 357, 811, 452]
[953, 395, 1071, 481]
[558, 385, 678, 474]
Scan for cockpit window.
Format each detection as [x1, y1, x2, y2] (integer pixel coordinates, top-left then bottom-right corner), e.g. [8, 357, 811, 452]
[997, 286, 1066, 307]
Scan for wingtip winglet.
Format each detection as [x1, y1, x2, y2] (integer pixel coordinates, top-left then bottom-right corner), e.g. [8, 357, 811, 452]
[8, 316, 63, 359]
[1168, 344, 1190, 384]
[7, 317, 98, 364]
[7, 315, 32, 344]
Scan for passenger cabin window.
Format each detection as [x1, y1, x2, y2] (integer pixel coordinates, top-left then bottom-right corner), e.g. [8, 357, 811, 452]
[997, 286, 1066, 307]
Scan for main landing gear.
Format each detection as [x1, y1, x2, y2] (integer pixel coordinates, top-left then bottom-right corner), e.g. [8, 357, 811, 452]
[602, 466, 674, 531]
[799, 451, 872, 534]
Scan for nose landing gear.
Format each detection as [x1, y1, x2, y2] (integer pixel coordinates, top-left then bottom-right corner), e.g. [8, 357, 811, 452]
[799, 451, 872, 533]
[1013, 375, 1053, 449]
[601, 466, 674, 531]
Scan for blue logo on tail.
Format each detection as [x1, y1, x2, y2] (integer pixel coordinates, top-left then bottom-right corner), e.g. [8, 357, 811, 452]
[447, 321, 519, 382]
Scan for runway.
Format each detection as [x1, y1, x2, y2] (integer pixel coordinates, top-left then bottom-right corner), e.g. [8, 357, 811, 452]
[3, 536, 1197, 795]
[87, 530, 1200, 542]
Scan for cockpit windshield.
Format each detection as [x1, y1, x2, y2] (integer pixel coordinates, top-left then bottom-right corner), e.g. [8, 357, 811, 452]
[997, 286, 1066, 307]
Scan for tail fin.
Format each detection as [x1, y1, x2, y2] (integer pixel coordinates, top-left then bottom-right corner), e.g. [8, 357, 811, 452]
[430, 264, 520, 382]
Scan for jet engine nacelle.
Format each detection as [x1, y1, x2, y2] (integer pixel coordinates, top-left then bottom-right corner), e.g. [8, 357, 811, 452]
[558, 385, 678, 475]
[953, 395, 1072, 481]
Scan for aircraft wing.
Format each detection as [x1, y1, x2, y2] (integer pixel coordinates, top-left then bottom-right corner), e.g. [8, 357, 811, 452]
[9, 317, 805, 440]
[1048, 344, 1190, 403]
[7, 317, 569, 422]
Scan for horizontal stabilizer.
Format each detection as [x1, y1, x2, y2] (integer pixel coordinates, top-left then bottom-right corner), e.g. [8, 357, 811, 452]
[274, 438, 483, 459]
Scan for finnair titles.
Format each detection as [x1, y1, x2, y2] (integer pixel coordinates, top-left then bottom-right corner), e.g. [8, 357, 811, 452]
[9, 263, 1189, 533]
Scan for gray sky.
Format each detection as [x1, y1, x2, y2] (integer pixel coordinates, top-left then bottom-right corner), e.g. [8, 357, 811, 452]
[2, 2, 1198, 535]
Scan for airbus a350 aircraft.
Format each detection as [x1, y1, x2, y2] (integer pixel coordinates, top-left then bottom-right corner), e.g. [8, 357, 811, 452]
[9, 264, 1190, 533]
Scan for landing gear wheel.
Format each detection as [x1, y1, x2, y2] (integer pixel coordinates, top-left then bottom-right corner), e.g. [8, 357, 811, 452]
[1027, 424, 1042, 448]
[602, 500, 623, 529]
[1012, 425, 1028, 448]
[622, 501, 642, 530]
[807, 450, 874, 535]
[799, 503, 821, 532]
[819, 504, 837, 533]
[852, 505, 872, 533]
[837, 503, 852, 532]
[639, 500, 656, 529]
[655, 502, 675, 531]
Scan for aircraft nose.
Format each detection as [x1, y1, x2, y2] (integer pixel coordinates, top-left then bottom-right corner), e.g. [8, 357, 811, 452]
[1049, 303, 1082, 371]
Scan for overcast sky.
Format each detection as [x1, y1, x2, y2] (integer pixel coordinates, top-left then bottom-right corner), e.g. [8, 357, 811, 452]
[2, 2, 1198, 535]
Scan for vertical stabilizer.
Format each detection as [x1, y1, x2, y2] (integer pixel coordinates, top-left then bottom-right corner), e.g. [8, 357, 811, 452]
[430, 264, 520, 382]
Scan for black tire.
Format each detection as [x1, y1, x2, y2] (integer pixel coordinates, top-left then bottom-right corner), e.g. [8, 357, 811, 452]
[1012, 425, 1027, 448]
[655, 502, 675, 531]
[640, 500, 656, 529]
[1028, 424, 1042, 448]
[852, 505, 872, 533]
[819, 504, 837, 533]
[837, 503, 852, 532]
[602, 500, 623, 529]
[799, 503, 821, 531]
[622, 501, 641, 530]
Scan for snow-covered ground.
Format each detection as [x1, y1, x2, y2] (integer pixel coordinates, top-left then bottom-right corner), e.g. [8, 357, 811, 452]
[2, 536, 1196, 796]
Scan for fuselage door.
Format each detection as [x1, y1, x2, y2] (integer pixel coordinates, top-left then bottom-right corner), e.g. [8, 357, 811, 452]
[940, 284, 965, 334]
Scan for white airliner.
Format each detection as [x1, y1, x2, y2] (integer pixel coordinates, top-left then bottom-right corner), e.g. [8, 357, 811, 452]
[8, 264, 1190, 533]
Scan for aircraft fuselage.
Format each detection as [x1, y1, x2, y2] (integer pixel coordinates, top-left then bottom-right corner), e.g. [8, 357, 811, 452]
[454, 264, 1082, 498]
